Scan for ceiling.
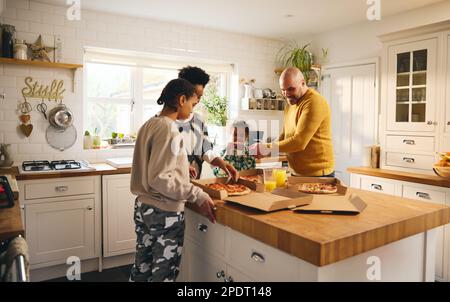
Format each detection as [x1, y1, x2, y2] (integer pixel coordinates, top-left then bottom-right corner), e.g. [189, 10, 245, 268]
[37, 0, 446, 39]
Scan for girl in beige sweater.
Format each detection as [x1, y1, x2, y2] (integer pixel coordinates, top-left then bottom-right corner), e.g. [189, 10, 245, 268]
[130, 78, 215, 282]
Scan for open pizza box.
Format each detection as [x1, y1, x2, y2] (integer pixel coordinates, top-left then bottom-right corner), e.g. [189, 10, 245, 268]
[224, 188, 313, 212]
[192, 176, 263, 199]
[286, 176, 348, 195]
[238, 169, 265, 192]
[291, 193, 367, 215]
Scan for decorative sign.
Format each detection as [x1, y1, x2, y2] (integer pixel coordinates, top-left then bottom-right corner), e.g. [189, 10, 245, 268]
[21, 77, 66, 101]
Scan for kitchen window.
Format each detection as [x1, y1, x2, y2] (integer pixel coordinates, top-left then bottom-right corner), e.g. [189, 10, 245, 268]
[84, 49, 233, 141]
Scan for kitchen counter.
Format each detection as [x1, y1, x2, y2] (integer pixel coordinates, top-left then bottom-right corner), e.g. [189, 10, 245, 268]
[348, 166, 450, 188]
[0, 173, 25, 242]
[186, 187, 450, 267]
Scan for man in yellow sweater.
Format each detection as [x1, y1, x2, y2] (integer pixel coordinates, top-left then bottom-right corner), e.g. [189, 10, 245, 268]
[250, 67, 335, 177]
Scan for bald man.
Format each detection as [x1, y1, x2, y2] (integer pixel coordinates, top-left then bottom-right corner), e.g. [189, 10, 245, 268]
[250, 67, 335, 177]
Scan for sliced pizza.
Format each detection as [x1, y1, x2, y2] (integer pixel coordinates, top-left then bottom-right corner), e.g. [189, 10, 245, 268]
[206, 183, 252, 196]
[298, 183, 338, 194]
[239, 175, 263, 184]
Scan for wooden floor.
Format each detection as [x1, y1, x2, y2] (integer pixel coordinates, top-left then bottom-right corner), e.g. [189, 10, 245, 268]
[45, 265, 132, 282]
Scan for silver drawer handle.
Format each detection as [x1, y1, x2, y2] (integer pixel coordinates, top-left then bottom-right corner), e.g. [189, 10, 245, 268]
[371, 184, 383, 191]
[251, 251, 265, 263]
[55, 185, 69, 192]
[225, 276, 234, 282]
[87, 206, 93, 211]
[403, 157, 415, 163]
[197, 223, 208, 233]
[416, 192, 431, 199]
[403, 140, 415, 145]
[216, 270, 225, 278]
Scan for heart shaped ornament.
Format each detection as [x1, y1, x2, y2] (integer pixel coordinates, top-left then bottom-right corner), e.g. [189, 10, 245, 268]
[19, 124, 33, 137]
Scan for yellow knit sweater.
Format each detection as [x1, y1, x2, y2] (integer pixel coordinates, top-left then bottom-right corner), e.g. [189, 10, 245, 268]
[270, 88, 335, 176]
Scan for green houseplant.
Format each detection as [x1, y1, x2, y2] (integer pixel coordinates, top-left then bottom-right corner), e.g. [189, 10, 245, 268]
[200, 83, 227, 127]
[276, 42, 314, 82]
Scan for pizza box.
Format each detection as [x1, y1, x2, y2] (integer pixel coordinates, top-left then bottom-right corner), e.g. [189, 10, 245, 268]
[192, 177, 255, 200]
[238, 169, 265, 192]
[291, 193, 367, 215]
[286, 176, 348, 195]
[224, 188, 313, 212]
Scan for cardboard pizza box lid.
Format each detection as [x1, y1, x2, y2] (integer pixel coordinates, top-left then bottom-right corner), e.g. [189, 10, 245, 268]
[291, 193, 367, 215]
[238, 169, 265, 192]
[191, 177, 229, 200]
[224, 188, 313, 212]
[287, 176, 348, 195]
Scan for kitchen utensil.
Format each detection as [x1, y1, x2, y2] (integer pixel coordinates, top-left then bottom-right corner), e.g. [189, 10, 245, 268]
[19, 124, 33, 137]
[37, 101, 48, 119]
[0, 144, 14, 168]
[48, 103, 73, 129]
[45, 124, 77, 151]
[262, 88, 273, 98]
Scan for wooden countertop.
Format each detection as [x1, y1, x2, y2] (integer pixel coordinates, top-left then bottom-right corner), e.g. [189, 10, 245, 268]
[0, 174, 25, 242]
[187, 188, 450, 267]
[348, 167, 450, 188]
[255, 156, 287, 164]
[8, 164, 132, 181]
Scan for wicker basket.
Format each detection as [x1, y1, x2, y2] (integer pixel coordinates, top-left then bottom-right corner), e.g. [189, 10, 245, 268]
[433, 165, 450, 178]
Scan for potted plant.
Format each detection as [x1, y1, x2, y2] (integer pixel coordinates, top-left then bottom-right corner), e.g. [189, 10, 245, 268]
[83, 130, 93, 150]
[92, 128, 101, 149]
[276, 42, 314, 82]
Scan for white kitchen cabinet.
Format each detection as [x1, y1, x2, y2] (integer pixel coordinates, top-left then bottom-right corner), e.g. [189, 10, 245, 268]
[378, 23, 450, 173]
[386, 38, 438, 132]
[102, 174, 136, 257]
[18, 176, 102, 269]
[350, 172, 449, 282]
[26, 198, 96, 265]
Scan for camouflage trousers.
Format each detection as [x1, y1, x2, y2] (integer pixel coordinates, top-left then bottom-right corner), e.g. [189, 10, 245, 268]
[129, 199, 185, 282]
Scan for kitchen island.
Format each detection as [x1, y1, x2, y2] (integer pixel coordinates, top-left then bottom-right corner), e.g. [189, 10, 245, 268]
[182, 187, 450, 282]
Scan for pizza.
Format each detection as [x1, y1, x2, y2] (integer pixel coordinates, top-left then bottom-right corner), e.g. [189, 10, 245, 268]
[298, 183, 338, 194]
[239, 175, 263, 183]
[206, 183, 252, 196]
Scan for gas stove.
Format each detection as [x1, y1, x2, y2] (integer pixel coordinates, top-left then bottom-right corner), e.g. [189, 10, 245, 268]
[19, 160, 95, 174]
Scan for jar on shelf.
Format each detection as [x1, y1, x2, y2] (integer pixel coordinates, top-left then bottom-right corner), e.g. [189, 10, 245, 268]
[13, 39, 28, 60]
[1, 24, 16, 58]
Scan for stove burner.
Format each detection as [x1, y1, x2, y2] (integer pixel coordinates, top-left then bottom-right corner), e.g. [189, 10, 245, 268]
[22, 161, 52, 172]
[50, 160, 81, 170]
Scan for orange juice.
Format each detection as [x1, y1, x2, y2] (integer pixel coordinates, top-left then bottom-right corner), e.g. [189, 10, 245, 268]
[265, 180, 277, 192]
[272, 169, 287, 187]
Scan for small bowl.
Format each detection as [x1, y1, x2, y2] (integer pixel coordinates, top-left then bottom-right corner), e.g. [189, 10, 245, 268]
[433, 165, 450, 178]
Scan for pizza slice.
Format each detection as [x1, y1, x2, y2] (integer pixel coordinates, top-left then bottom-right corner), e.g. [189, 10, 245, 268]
[205, 183, 252, 196]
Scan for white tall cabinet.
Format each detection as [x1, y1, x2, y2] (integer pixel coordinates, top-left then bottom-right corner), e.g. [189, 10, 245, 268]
[380, 22, 450, 173]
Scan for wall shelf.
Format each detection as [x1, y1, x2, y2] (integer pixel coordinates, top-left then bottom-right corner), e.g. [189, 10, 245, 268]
[0, 58, 83, 92]
[0, 57, 82, 70]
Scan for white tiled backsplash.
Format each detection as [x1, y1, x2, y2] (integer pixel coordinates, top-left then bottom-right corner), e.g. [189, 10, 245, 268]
[0, 0, 283, 163]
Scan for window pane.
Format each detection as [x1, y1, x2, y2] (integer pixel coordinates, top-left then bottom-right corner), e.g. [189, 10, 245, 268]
[87, 63, 132, 98]
[86, 101, 131, 138]
[397, 52, 410, 73]
[143, 68, 177, 100]
[413, 49, 427, 72]
[143, 104, 161, 122]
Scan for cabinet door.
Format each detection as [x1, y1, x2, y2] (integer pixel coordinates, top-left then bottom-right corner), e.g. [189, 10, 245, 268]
[185, 240, 227, 282]
[226, 264, 255, 282]
[25, 199, 95, 265]
[402, 184, 447, 281]
[386, 38, 438, 132]
[103, 174, 136, 257]
[445, 32, 450, 134]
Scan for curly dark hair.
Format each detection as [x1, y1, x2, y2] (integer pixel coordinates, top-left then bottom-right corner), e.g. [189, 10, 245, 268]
[157, 79, 195, 110]
[178, 66, 210, 87]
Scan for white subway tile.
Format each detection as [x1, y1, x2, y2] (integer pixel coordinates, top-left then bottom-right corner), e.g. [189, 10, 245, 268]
[76, 29, 96, 41]
[4, 65, 29, 76]
[0, 111, 3, 121]
[2, 110, 19, 122]
[19, 143, 42, 154]
[64, 19, 85, 29]
[28, 22, 54, 35]
[41, 12, 65, 26]
[6, 0, 29, 10]
[54, 25, 76, 37]
[0, 133, 4, 143]
[2, 7, 17, 19]
[17, 8, 41, 23]
[3, 18, 29, 32]
[29, 1, 54, 13]
[86, 20, 106, 32]
[0, 75, 17, 88]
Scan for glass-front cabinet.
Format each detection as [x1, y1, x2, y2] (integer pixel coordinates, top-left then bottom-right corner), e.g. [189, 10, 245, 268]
[387, 38, 438, 132]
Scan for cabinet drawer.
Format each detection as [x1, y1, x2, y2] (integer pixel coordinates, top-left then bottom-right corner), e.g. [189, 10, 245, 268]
[360, 177, 396, 195]
[386, 135, 434, 153]
[25, 178, 95, 200]
[402, 185, 446, 204]
[185, 209, 226, 257]
[386, 152, 435, 170]
[228, 229, 299, 281]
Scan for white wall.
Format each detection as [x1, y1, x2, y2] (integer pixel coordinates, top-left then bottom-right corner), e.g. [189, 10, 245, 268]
[0, 0, 283, 163]
[309, 1, 450, 65]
